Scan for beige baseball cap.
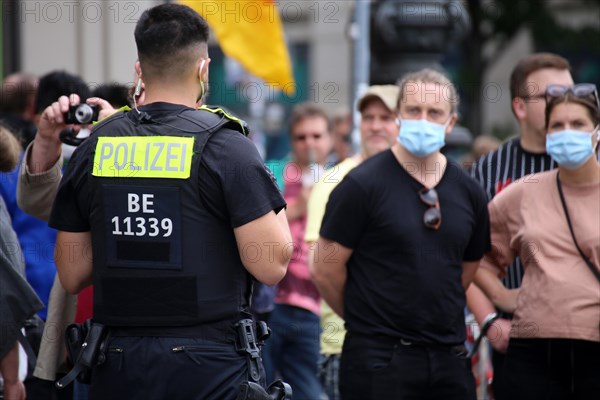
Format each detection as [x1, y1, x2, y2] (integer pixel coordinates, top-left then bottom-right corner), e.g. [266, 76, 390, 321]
[357, 85, 399, 113]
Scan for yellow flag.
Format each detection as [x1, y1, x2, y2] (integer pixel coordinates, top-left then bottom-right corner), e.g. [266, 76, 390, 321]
[180, 0, 295, 95]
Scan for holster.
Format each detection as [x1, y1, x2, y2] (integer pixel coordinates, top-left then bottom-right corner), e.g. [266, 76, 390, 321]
[56, 321, 108, 389]
[65, 320, 90, 368]
[234, 319, 292, 400]
[236, 380, 293, 400]
[235, 319, 264, 383]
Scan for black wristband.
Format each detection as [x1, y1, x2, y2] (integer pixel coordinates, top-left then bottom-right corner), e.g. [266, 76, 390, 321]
[480, 312, 499, 336]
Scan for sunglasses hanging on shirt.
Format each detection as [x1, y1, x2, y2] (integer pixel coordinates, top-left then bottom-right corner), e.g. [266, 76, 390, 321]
[418, 187, 442, 230]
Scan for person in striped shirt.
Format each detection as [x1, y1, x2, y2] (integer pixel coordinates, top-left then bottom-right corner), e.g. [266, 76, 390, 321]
[467, 52, 573, 399]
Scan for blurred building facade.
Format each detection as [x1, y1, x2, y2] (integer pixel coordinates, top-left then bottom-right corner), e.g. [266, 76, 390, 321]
[2, 0, 599, 157]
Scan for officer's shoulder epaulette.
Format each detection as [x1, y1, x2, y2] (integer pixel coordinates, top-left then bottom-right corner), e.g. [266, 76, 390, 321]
[91, 106, 130, 129]
[197, 105, 250, 136]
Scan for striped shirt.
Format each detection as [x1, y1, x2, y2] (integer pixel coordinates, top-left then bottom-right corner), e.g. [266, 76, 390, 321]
[470, 136, 556, 290]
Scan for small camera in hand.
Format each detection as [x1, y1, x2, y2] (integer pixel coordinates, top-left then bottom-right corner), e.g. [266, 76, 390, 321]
[64, 104, 99, 125]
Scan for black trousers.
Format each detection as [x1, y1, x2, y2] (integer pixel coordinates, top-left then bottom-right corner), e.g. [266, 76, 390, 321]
[23, 375, 73, 400]
[491, 349, 507, 399]
[89, 334, 260, 400]
[339, 332, 476, 400]
[502, 338, 600, 400]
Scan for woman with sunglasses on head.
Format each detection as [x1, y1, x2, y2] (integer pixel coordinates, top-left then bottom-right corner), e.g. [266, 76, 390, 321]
[474, 84, 600, 400]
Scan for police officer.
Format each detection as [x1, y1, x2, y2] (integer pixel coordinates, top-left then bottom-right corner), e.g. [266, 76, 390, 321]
[45, 4, 292, 399]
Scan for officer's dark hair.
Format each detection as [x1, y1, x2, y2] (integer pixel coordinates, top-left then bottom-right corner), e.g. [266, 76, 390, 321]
[34, 70, 90, 114]
[92, 83, 131, 108]
[134, 4, 209, 80]
[288, 103, 332, 135]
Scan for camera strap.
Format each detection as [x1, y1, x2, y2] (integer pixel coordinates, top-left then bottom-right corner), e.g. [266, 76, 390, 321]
[59, 128, 86, 147]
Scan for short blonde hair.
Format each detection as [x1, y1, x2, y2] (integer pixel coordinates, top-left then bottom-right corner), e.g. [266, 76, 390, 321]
[397, 68, 459, 114]
[0, 126, 22, 172]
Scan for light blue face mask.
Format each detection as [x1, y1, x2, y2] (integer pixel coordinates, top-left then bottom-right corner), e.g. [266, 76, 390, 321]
[546, 128, 598, 170]
[397, 117, 451, 157]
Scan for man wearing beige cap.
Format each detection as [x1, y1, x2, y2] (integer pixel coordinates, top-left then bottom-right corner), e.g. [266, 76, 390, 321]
[305, 85, 399, 400]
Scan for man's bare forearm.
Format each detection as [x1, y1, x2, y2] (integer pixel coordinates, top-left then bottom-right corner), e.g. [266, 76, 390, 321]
[311, 239, 350, 318]
[466, 284, 498, 325]
[474, 268, 518, 314]
[317, 277, 345, 318]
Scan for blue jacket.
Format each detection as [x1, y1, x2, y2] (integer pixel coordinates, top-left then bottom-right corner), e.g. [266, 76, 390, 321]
[0, 153, 57, 320]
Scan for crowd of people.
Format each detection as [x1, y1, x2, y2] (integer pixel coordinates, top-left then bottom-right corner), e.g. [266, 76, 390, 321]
[0, 3, 598, 400]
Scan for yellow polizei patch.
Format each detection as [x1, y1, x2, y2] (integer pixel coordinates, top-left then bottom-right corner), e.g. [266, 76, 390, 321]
[92, 136, 194, 179]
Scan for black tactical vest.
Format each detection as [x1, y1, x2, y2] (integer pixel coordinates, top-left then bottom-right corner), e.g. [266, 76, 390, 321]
[85, 106, 253, 326]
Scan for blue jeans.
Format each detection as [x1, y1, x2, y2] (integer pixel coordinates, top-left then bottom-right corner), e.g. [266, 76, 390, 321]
[262, 304, 322, 400]
[319, 354, 341, 400]
[73, 381, 90, 400]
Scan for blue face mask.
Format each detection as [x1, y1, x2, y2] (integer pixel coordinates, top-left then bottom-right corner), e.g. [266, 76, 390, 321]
[546, 129, 597, 170]
[397, 118, 450, 157]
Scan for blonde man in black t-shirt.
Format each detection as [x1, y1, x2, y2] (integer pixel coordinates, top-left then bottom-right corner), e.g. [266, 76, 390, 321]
[313, 69, 491, 400]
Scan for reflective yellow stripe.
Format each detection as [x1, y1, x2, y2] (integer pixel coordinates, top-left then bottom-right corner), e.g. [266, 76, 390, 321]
[115, 105, 132, 113]
[92, 106, 132, 125]
[92, 136, 194, 179]
[197, 105, 247, 135]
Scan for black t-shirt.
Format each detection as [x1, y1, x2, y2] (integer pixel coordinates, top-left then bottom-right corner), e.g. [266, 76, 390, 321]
[320, 150, 491, 345]
[49, 103, 285, 326]
[50, 102, 285, 232]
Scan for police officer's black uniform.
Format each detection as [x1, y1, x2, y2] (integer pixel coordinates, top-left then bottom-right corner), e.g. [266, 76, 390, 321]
[49, 102, 286, 399]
